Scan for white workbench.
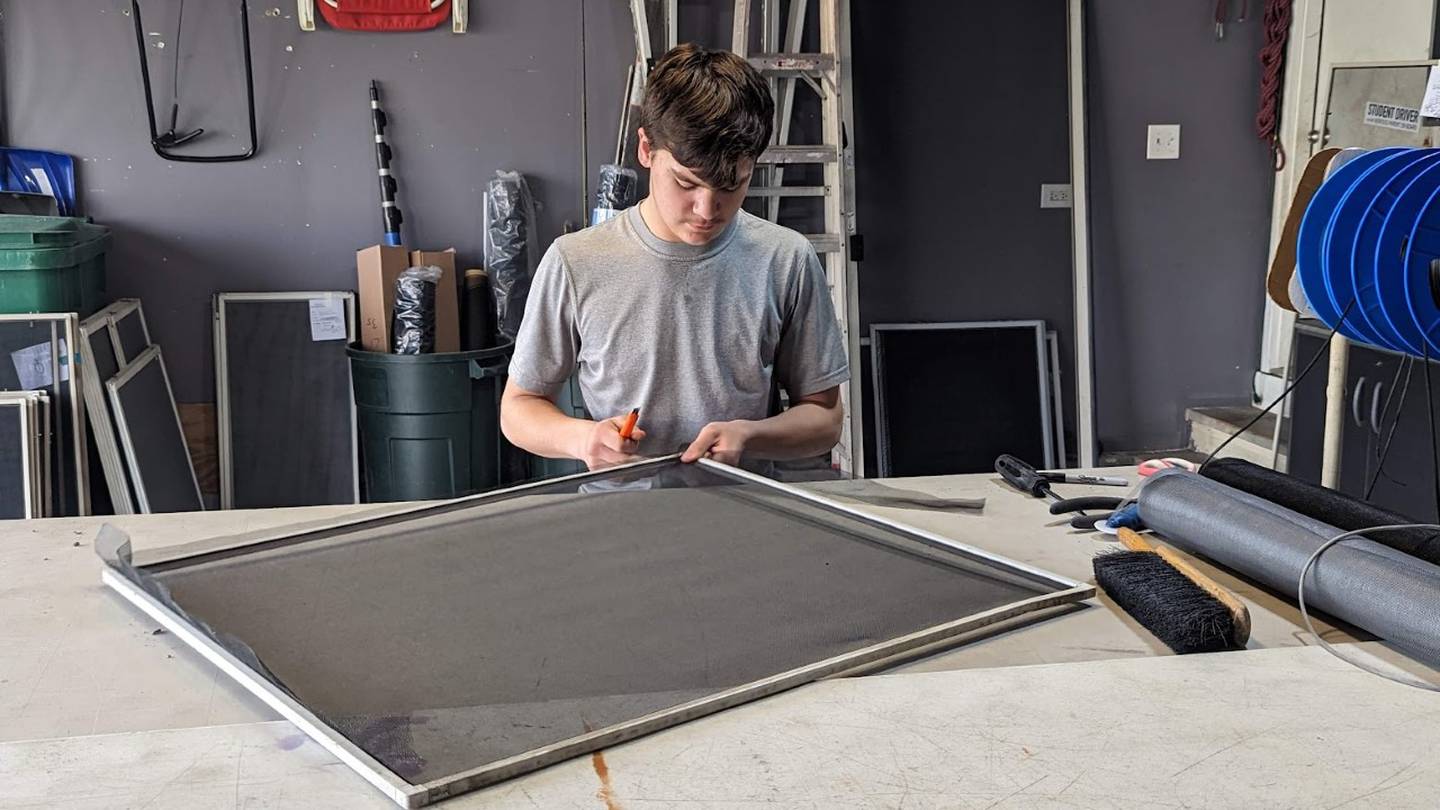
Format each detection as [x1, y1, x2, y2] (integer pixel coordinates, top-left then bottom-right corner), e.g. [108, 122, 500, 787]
[3, 469, 1438, 808]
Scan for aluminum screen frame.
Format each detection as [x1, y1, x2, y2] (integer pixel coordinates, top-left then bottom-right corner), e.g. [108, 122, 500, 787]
[0, 393, 39, 518]
[80, 304, 137, 515]
[101, 455, 1091, 807]
[0, 313, 88, 515]
[107, 344, 204, 513]
[32, 392, 50, 516]
[870, 320, 1057, 477]
[213, 291, 359, 509]
[107, 299, 152, 366]
[1046, 330, 1067, 466]
[9, 391, 49, 518]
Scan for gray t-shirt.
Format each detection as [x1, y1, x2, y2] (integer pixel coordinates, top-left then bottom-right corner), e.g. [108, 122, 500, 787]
[508, 205, 850, 456]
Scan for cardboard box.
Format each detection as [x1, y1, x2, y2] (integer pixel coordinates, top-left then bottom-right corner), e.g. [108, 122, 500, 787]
[408, 248, 461, 353]
[356, 246, 461, 353]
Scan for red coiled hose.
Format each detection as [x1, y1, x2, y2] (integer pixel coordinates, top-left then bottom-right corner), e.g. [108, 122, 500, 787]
[1255, 0, 1295, 170]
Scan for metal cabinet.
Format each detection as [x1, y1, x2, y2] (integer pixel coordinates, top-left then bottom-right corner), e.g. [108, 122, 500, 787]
[1287, 322, 1440, 521]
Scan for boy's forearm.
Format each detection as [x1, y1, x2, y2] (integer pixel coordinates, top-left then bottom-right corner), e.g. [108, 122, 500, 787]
[740, 394, 844, 461]
[500, 386, 591, 460]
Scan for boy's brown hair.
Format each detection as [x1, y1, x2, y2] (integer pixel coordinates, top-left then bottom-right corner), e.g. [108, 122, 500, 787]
[638, 43, 775, 189]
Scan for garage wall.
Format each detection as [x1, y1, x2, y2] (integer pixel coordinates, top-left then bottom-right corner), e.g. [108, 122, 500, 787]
[1085, 1, 1276, 452]
[2, 0, 1280, 464]
[849, 0, 1077, 463]
[1, 0, 625, 403]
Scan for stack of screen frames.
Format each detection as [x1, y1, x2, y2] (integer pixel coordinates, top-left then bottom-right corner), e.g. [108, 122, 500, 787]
[80, 302, 139, 514]
[213, 292, 359, 509]
[99, 455, 1093, 807]
[0, 390, 51, 518]
[80, 299, 203, 514]
[870, 321, 1058, 477]
[0, 313, 87, 516]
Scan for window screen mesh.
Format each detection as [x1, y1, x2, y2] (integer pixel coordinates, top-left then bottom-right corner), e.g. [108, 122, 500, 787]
[125, 461, 1070, 793]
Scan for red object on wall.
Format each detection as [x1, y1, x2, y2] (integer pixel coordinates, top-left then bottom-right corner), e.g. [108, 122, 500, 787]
[317, 0, 451, 32]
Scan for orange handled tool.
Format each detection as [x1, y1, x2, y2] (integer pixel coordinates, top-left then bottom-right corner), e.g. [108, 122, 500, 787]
[619, 408, 640, 441]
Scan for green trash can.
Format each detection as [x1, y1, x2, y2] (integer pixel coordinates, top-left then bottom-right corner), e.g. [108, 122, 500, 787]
[0, 215, 110, 315]
[348, 342, 513, 502]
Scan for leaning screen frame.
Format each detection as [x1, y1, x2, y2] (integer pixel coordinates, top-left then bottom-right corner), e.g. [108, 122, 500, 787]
[101, 455, 1092, 807]
[80, 305, 136, 515]
[0, 312, 88, 515]
[213, 291, 360, 509]
[870, 320, 1057, 477]
[106, 344, 204, 513]
[0, 393, 38, 518]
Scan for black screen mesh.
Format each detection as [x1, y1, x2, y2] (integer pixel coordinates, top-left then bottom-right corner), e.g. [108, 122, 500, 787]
[874, 325, 1050, 476]
[220, 297, 355, 508]
[143, 461, 1063, 790]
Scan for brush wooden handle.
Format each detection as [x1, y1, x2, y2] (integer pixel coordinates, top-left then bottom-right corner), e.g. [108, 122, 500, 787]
[1117, 527, 1156, 553]
[1117, 528, 1252, 646]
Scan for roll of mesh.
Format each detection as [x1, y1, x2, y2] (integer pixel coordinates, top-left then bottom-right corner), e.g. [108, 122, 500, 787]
[597, 163, 638, 208]
[485, 171, 538, 341]
[591, 164, 640, 226]
[1201, 457, 1440, 565]
[463, 269, 494, 351]
[1138, 469, 1440, 665]
[392, 266, 440, 354]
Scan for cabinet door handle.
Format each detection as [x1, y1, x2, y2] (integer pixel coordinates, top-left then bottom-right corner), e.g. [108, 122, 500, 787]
[1352, 376, 1367, 428]
[1371, 381, 1385, 436]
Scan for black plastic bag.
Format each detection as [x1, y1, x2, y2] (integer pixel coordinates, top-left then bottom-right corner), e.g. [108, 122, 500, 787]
[393, 265, 443, 354]
[484, 171, 538, 341]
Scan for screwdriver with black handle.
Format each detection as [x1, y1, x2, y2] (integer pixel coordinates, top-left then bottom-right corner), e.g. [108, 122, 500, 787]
[995, 454, 1123, 528]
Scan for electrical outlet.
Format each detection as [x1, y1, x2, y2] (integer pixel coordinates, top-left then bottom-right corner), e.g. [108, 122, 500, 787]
[1040, 183, 1072, 209]
[1147, 124, 1180, 159]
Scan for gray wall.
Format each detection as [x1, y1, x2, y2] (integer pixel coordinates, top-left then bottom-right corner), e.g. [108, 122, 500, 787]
[2, 0, 629, 402]
[3, 0, 1276, 455]
[850, 0, 1078, 459]
[850, 0, 1276, 457]
[1086, 1, 1274, 451]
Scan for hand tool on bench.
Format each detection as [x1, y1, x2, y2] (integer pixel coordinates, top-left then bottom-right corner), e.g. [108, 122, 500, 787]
[996, 454, 1126, 529]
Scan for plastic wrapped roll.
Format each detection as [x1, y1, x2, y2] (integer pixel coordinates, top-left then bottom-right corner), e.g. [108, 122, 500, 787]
[485, 171, 538, 342]
[393, 265, 441, 354]
[1138, 469, 1440, 665]
[592, 163, 639, 225]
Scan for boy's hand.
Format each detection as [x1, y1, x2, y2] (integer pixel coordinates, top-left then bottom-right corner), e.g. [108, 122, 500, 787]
[574, 415, 647, 470]
[681, 420, 754, 465]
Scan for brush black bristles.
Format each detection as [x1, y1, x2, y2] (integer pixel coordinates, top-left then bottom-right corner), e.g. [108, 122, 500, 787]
[1093, 550, 1239, 654]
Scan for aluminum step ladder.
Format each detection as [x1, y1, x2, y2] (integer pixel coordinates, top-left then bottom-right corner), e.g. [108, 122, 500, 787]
[734, 0, 863, 476]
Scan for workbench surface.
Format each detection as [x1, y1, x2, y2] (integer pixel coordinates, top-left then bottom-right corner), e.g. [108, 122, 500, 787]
[4, 468, 1437, 808]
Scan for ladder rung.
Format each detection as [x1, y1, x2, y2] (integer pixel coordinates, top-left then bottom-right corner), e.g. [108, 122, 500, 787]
[758, 145, 838, 164]
[805, 233, 843, 253]
[746, 185, 828, 198]
[748, 53, 835, 75]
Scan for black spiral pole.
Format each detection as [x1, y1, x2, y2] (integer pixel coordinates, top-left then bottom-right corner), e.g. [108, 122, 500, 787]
[370, 80, 403, 246]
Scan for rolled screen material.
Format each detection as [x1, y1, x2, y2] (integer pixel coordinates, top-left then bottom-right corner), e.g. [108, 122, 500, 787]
[1200, 457, 1440, 565]
[1138, 470, 1440, 665]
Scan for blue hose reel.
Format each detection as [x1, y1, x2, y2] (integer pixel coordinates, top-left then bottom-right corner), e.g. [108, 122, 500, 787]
[1298, 146, 1440, 357]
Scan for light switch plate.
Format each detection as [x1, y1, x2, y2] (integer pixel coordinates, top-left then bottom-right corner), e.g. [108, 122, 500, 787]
[1040, 183, 1072, 208]
[1147, 124, 1181, 159]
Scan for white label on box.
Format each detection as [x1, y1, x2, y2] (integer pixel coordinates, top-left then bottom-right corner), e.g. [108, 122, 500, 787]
[309, 298, 347, 342]
[11, 338, 68, 390]
[1364, 100, 1421, 132]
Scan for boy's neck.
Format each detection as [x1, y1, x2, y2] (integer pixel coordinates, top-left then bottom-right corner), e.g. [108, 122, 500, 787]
[638, 197, 683, 244]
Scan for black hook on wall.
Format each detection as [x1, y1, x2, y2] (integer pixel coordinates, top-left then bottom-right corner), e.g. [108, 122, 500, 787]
[130, 0, 258, 162]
